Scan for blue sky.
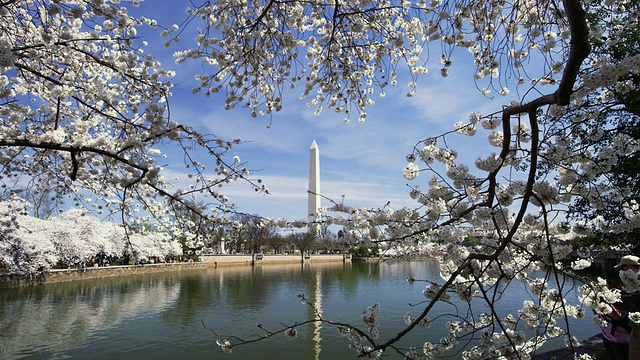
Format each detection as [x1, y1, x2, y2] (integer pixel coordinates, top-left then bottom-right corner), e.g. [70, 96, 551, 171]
[132, 4, 513, 222]
[164, 69, 503, 222]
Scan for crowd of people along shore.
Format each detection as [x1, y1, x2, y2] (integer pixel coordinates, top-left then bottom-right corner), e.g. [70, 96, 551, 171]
[57, 251, 196, 270]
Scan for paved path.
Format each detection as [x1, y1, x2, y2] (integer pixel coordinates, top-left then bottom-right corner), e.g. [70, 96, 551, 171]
[532, 334, 610, 360]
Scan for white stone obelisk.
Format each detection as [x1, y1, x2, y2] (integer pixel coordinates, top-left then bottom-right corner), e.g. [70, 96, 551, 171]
[308, 140, 321, 236]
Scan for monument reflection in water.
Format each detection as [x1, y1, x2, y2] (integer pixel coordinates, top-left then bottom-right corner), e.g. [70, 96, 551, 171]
[0, 261, 598, 359]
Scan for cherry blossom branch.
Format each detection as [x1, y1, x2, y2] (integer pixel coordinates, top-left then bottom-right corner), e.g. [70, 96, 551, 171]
[359, 0, 590, 355]
[0, 139, 149, 180]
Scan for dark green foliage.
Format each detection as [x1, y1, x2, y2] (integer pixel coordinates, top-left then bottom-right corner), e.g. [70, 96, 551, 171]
[565, 1, 640, 252]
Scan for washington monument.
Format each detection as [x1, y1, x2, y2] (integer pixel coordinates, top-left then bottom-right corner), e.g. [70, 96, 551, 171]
[308, 140, 321, 235]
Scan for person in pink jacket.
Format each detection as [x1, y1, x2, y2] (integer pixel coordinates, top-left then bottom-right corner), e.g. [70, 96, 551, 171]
[616, 255, 640, 360]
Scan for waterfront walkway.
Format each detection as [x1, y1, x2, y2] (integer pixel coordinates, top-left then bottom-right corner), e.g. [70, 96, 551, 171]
[532, 334, 609, 360]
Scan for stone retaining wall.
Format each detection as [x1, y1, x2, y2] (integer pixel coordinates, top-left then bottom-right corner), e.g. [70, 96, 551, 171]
[0, 262, 206, 289]
[204, 254, 349, 266]
[0, 254, 350, 288]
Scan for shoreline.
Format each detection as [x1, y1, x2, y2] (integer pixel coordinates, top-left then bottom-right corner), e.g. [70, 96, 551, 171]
[532, 334, 609, 360]
[0, 253, 350, 289]
[0, 261, 209, 289]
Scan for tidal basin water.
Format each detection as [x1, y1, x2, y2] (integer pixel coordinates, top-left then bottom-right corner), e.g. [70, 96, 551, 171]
[0, 261, 598, 359]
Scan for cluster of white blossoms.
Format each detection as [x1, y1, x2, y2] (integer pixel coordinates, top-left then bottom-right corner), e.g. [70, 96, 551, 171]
[362, 303, 380, 339]
[404, 313, 431, 328]
[422, 282, 451, 301]
[620, 269, 640, 293]
[454, 121, 478, 136]
[170, 0, 577, 121]
[336, 326, 383, 359]
[570, 258, 592, 271]
[580, 277, 622, 321]
[403, 162, 420, 180]
[582, 53, 640, 90]
[0, 198, 183, 273]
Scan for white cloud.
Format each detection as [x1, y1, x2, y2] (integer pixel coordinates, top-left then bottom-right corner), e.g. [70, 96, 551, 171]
[221, 174, 416, 220]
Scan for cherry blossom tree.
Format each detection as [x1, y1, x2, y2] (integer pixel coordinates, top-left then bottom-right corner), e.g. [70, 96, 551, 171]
[167, 0, 640, 358]
[0, 196, 57, 273]
[127, 230, 182, 263]
[0, 0, 265, 242]
[0, 197, 183, 273]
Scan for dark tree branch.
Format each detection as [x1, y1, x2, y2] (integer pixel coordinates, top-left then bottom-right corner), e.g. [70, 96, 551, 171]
[556, 0, 590, 106]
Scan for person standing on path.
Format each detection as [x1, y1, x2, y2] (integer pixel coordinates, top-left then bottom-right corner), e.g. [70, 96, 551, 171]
[597, 277, 630, 360]
[616, 255, 640, 360]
